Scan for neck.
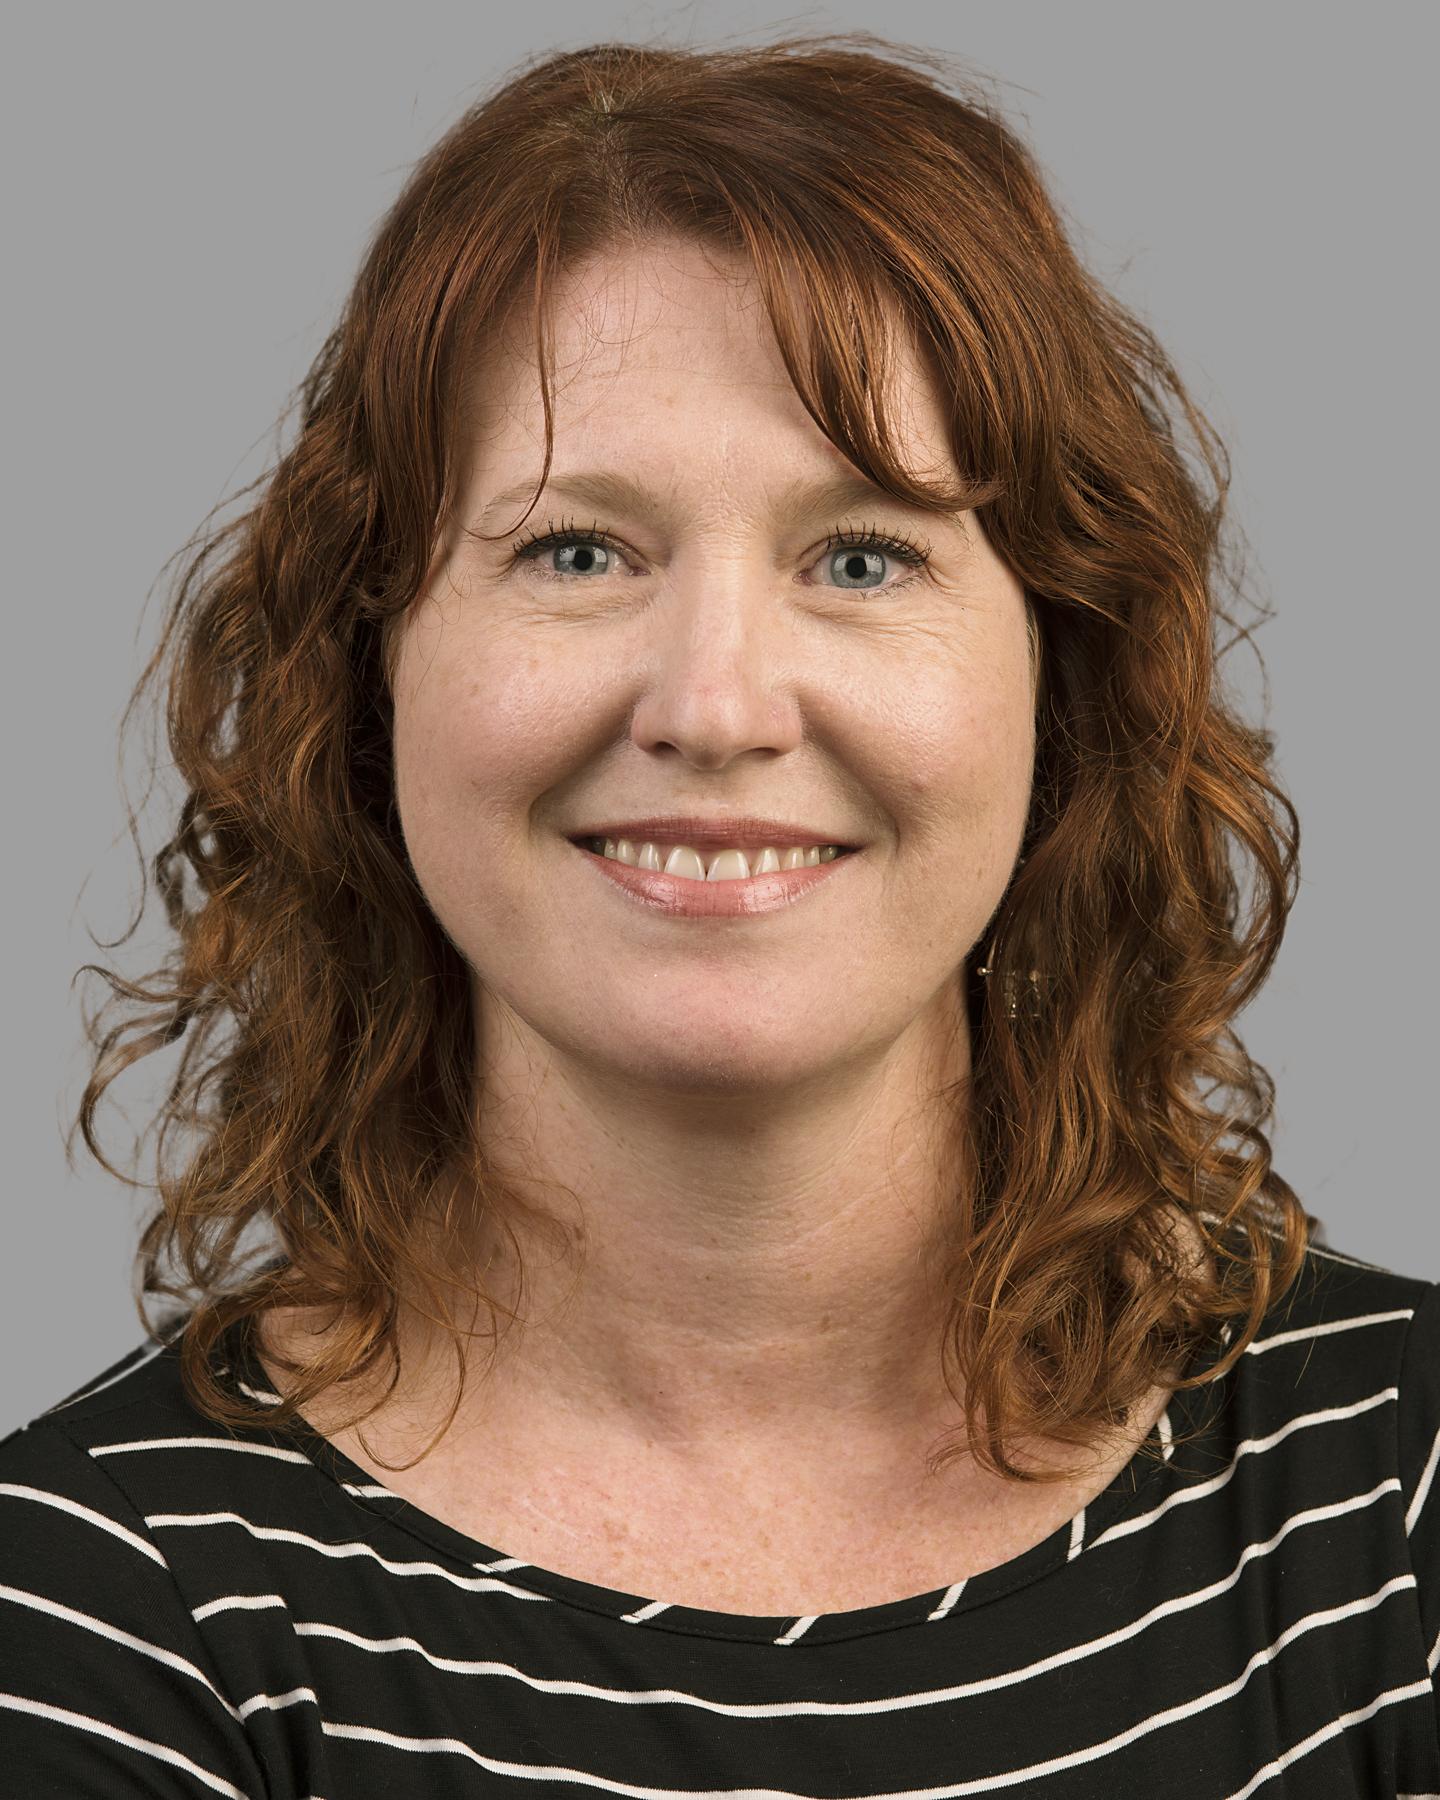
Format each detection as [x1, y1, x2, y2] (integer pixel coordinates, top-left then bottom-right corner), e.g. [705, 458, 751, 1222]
[433, 981, 975, 1460]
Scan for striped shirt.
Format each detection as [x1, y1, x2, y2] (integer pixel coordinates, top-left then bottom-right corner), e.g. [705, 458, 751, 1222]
[2, 1233, 1437, 1798]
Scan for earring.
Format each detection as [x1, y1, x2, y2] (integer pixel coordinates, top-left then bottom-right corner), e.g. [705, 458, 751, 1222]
[974, 940, 1047, 1022]
[975, 852, 1046, 1022]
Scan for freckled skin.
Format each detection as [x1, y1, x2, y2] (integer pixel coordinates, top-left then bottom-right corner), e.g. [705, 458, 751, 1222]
[380, 233, 1040, 1478]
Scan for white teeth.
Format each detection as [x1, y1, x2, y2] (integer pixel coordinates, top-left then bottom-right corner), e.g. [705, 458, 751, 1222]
[596, 839, 844, 881]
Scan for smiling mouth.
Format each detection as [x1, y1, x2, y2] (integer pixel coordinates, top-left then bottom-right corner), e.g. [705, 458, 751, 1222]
[569, 836, 858, 883]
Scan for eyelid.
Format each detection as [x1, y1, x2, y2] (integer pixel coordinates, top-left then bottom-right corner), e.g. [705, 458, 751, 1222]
[508, 516, 629, 565]
[506, 515, 932, 587]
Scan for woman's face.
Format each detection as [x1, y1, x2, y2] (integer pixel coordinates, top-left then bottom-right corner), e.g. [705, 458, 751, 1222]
[391, 236, 1036, 1104]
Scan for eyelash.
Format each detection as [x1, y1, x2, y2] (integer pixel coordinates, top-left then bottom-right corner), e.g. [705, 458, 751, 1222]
[506, 515, 932, 590]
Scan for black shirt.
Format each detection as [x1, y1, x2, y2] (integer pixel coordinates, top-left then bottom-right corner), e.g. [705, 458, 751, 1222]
[2, 1231, 1437, 1797]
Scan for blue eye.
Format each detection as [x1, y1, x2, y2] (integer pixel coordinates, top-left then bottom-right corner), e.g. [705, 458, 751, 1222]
[507, 520, 626, 581]
[535, 538, 617, 577]
[508, 516, 932, 591]
[828, 547, 887, 589]
[820, 525, 936, 594]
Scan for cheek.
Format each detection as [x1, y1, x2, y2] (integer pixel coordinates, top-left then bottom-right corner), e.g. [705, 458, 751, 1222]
[391, 634, 609, 959]
[890, 685, 1033, 955]
[880, 662, 1034, 848]
[393, 627, 551, 827]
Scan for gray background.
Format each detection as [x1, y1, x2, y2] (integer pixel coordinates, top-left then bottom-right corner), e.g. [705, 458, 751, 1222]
[5, 2, 1434, 1432]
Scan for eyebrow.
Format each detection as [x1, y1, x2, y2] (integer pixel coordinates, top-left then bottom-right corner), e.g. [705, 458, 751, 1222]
[474, 469, 943, 534]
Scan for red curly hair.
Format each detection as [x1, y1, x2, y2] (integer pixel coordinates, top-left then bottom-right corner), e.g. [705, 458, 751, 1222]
[71, 31, 1317, 1484]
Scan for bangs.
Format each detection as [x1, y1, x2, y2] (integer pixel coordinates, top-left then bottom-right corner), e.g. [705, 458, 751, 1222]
[454, 208, 1010, 547]
[739, 232, 1009, 523]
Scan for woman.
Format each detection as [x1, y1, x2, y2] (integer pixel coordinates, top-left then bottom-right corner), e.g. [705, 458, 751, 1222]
[2, 31, 1435, 1798]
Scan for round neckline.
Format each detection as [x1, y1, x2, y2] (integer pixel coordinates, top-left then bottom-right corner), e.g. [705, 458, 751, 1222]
[219, 1315, 1231, 1648]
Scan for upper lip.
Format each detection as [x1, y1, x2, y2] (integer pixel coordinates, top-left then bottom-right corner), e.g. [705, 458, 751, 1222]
[567, 816, 860, 850]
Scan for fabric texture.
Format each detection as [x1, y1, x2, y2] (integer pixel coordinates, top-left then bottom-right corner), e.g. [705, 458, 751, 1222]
[1, 1230, 1437, 1798]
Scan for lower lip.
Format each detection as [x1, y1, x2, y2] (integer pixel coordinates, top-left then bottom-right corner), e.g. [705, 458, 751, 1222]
[568, 841, 860, 918]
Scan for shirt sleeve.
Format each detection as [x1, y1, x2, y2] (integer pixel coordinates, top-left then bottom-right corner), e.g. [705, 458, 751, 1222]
[0, 1414, 270, 1797]
[1397, 1275, 1440, 1758]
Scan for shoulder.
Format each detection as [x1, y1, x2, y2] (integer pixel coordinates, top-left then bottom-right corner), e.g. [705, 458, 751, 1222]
[0, 1326, 261, 1578]
[1270, 1231, 1434, 1355]
[1, 1331, 196, 1514]
[1229, 1234, 1439, 1545]
[0, 1315, 330, 1580]
[1240, 1231, 1436, 1407]
[0, 1333, 275, 1792]
[2, 1326, 231, 1477]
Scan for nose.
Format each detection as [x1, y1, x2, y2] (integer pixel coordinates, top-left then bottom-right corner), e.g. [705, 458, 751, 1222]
[626, 555, 805, 770]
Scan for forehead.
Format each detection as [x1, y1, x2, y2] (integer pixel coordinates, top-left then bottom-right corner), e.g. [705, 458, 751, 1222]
[460, 236, 956, 488]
